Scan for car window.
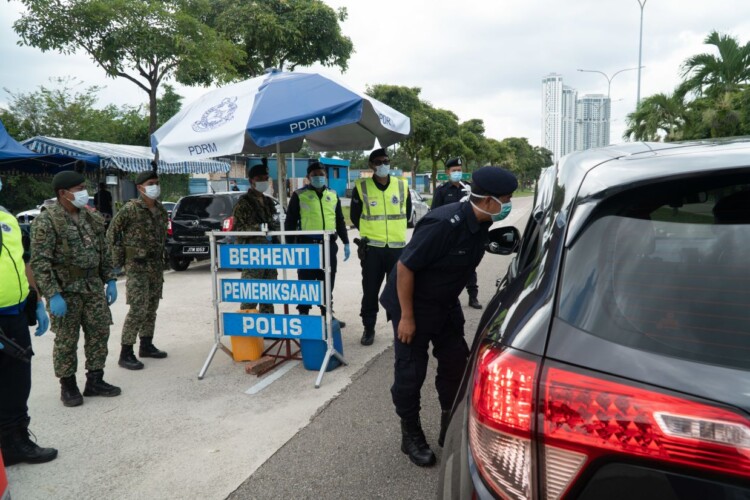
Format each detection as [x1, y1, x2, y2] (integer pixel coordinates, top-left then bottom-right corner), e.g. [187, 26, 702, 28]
[558, 176, 750, 370]
[176, 195, 234, 219]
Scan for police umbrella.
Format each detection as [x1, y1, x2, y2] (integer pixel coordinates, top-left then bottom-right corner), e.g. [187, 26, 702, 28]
[150, 70, 411, 208]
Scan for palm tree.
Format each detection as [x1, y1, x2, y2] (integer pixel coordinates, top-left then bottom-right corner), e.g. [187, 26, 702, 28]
[680, 31, 750, 98]
[623, 92, 687, 142]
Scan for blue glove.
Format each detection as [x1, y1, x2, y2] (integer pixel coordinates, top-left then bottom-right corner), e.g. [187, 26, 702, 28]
[106, 280, 118, 305]
[35, 301, 49, 336]
[266, 235, 274, 242]
[49, 293, 67, 317]
[344, 243, 351, 262]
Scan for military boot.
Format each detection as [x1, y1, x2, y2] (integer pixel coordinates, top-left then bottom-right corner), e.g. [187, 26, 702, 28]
[468, 296, 483, 310]
[83, 370, 122, 397]
[119, 344, 144, 370]
[0, 420, 58, 466]
[360, 326, 375, 346]
[401, 417, 436, 467]
[60, 375, 83, 407]
[320, 307, 346, 328]
[438, 409, 451, 447]
[139, 337, 167, 359]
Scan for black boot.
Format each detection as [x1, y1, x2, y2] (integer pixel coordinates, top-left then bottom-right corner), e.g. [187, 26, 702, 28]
[83, 370, 122, 397]
[118, 345, 144, 370]
[0, 420, 58, 466]
[468, 296, 483, 310]
[401, 418, 436, 467]
[438, 409, 451, 447]
[360, 326, 375, 346]
[139, 337, 167, 359]
[320, 307, 346, 328]
[60, 375, 83, 407]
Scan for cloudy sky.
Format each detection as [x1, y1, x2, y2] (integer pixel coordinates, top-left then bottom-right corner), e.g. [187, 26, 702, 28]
[2, 0, 750, 146]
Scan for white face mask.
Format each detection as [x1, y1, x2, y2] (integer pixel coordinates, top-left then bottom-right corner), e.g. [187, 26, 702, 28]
[470, 194, 503, 220]
[69, 190, 90, 209]
[254, 181, 270, 193]
[143, 185, 161, 199]
[375, 165, 390, 178]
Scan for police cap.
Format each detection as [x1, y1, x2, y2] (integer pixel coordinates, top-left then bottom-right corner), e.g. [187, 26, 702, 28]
[307, 161, 324, 175]
[52, 171, 86, 192]
[135, 170, 158, 185]
[368, 148, 387, 162]
[445, 157, 462, 169]
[471, 166, 518, 197]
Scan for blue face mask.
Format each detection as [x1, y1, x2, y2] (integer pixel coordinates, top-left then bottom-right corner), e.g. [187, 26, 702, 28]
[449, 171, 462, 183]
[492, 200, 512, 222]
[0, 178, 3, 192]
[310, 176, 326, 189]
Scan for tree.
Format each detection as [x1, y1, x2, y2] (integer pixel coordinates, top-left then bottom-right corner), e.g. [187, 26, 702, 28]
[13, 0, 242, 134]
[623, 92, 688, 142]
[209, 0, 353, 75]
[424, 108, 461, 191]
[156, 84, 184, 128]
[679, 31, 750, 99]
[458, 119, 489, 168]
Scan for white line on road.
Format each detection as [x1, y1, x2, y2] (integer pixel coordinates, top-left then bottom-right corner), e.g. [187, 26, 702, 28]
[245, 361, 300, 395]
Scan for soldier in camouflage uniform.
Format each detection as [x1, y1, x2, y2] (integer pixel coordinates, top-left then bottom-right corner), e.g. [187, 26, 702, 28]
[30, 170, 122, 407]
[107, 168, 168, 370]
[233, 160, 279, 313]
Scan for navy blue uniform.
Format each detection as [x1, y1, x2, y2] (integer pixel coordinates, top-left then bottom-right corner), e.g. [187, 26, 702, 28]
[431, 181, 479, 301]
[380, 202, 491, 419]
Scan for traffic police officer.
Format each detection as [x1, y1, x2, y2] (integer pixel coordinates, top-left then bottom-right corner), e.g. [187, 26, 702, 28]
[285, 161, 351, 324]
[107, 167, 169, 370]
[380, 166, 517, 467]
[350, 148, 411, 346]
[31, 170, 122, 407]
[431, 157, 482, 309]
[0, 176, 58, 465]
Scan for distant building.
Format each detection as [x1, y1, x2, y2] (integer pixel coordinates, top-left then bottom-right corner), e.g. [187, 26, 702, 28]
[576, 94, 610, 151]
[541, 74, 563, 161]
[561, 86, 578, 158]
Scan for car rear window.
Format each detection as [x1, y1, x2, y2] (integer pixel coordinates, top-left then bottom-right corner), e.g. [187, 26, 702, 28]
[175, 195, 237, 220]
[558, 174, 750, 371]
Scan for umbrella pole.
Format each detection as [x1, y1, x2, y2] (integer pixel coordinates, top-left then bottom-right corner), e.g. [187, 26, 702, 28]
[276, 143, 287, 209]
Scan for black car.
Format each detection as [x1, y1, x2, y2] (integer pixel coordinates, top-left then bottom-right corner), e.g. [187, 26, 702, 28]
[439, 139, 750, 499]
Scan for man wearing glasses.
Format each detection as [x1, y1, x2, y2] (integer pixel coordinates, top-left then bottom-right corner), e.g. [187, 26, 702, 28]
[351, 149, 411, 346]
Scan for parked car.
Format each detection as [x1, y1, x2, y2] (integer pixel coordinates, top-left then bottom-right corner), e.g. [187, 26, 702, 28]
[408, 189, 430, 227]
[438, 139, 750, 499]
[166, 191, 283, 271]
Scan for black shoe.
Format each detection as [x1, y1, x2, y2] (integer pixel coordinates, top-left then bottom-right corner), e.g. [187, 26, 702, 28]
[360, 327, 375, 346]
[333, 317, 346, 328]
[0, 421, 58, 466]
[60, 376, 83, 407]
[83, 370, 122, 397]
[400, 418, 436, 467]
[139, 337, 167, 359]
[119, 345, 144, 370]
[468, 297, 483, 309]
[438, 409, 451, 447]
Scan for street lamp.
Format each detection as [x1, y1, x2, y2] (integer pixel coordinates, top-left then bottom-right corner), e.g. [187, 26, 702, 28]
[577, 68, 641, 145]
[637, 0, 647, 105]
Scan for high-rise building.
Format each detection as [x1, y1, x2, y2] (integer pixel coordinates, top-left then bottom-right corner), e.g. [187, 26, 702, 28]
[575, 94, 610, 151]
[541, 73, 563, 161]
[561, 86, 578, 157]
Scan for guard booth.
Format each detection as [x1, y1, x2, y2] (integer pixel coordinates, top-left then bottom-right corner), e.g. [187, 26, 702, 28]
[198, 227, 346, 388]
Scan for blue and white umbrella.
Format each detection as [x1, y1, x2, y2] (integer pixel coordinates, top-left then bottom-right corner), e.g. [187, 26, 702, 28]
[151, 71, 411, 163]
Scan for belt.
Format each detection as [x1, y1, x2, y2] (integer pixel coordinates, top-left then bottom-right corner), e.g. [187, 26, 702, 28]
[68, 267, 98, 279]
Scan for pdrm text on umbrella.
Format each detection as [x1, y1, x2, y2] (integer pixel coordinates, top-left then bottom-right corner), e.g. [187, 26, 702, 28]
[290, 116, 327, 133]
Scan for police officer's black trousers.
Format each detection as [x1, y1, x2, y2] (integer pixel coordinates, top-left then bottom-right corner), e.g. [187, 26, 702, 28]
[297, 240, 338, 314]
[390, 305, 470, 420]
[0, 313, 32, 431]
[466, 270, 478, 298]
[360, 246, 402, 329]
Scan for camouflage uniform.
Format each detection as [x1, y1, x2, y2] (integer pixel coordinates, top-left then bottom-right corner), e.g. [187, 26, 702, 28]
[233, 190, 279, 313]
[107, 198, 168, 345]
[30, 204, 115, 378]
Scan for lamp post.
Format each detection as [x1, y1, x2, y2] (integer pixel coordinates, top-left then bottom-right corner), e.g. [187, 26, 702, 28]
[637, 0, 647, 105]
[577, 67, 641, 144]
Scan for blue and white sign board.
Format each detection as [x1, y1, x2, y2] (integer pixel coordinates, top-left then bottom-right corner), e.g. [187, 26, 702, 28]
[223, 312, 324, 341]
[221, 279, 323, 305]
[219, 244, 322, 269]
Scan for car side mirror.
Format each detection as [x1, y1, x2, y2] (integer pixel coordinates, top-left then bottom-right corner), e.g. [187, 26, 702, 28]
[486, 226, 521, 255]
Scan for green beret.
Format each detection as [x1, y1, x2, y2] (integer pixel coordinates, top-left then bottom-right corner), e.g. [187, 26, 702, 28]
[135, 170, 159, 185]
[52, 171, 86, 192]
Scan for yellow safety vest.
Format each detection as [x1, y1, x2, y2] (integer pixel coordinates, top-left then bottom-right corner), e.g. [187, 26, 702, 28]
[0, 210, 29, 309]
[298, 188, 338, 231]
[356, 177, 408, 248]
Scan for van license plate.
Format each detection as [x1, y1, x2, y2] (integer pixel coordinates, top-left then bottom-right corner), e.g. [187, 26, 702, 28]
[184, 246, 208, 254]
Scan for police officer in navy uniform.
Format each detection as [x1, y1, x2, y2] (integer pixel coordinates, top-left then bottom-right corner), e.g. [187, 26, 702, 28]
[380, 166, 517, 467]
[431, 157, 482, 310]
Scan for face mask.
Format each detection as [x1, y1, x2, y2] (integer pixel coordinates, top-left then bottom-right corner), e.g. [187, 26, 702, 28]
[449, 171, 462, 183]
[494, 200, 512, 221]
[254, 181, 269, 193]
[470, 194, 503, 221]
[375, 165, 390, 178]
[310, 176, 326, 189]
[69, 190, 90, 209]
[143, 185, 161, 199]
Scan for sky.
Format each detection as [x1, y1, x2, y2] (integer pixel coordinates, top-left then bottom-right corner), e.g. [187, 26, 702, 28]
[2, 0, 750, 147]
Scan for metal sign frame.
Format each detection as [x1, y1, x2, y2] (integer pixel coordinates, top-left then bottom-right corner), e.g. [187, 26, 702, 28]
[198, 227, 346, 388]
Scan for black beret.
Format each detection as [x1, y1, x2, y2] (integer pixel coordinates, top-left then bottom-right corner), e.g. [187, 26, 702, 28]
[369, 148, 387, 162]
[307, 161, 324, 175]
[247, 163, 269, 179]
[471, 166, 518, 197]
[135, 170, 158, 185]
[446, 157, 462, 168]
[52, 171, 86, 192]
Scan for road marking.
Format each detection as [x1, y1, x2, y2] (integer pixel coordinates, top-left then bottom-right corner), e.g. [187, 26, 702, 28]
[244, 361, 299, 395]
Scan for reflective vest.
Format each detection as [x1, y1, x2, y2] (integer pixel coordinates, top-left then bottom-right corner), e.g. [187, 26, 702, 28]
[356, 177, 408, 248]
[0, 209, 29, 310]
[298, 188, 338, 231]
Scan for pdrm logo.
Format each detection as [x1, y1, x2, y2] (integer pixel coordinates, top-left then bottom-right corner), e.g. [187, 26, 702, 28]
[192, 97, 239, 132]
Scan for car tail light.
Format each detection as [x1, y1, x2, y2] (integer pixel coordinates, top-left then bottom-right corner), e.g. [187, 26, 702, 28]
[167, 219, 172, 236]
[468, 346, 750, 499]
[222, 216, 234, 231]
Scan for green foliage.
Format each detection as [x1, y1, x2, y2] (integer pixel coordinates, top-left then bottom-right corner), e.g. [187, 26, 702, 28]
[156, 84, 184, 128]
[0, 175, 52, 214]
